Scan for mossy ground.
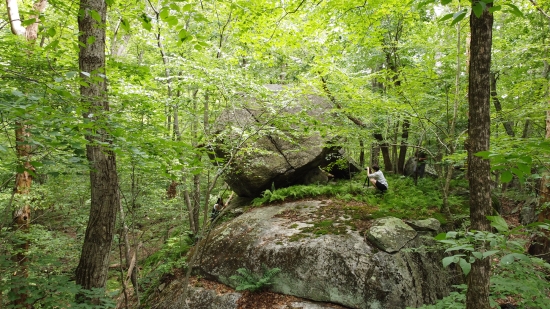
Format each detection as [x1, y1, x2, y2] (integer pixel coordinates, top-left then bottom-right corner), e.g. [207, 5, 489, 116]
[264, 175, 467, 241]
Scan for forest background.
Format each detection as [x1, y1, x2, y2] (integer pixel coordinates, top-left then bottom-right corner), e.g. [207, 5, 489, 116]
[1, 0, 550, 308]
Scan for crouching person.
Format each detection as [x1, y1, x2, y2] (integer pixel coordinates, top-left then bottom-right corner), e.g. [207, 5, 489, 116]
[366, 165, 388, 193]
[210, 197, 224, 222]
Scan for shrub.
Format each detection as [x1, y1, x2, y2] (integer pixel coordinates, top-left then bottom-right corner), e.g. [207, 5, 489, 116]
[229, 265, 281, 292]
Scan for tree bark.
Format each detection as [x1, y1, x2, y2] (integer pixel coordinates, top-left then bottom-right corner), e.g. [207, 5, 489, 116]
[359, 140, 365, 167]
[529, 110, 550, 262]
[11, 123, 34, 309]
[7, 2, 47, 306]
[490, 72, 514, 137]
[370, 143, 380, 167]
[373, 133, 392, 171]
[6, 0, 26, 35]
[397, 119, 410, 174]
[75, 0, 120, 300]
[466, 3, 493, 309]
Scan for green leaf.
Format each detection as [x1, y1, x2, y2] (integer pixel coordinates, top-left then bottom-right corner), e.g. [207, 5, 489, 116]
[500, 171, 513, 183]
[44, 40, 59, 51]
[446, 231, 458, 238]
[459, 258, 471, 276]
[500, 253, 515, 265]
[475, 151, 491, 158]
[120, 18, 130, 32]
[439, 13, 454, 22]
[89, 10, 102, 23]
[178, 29, 192, 42]
[160, 7, 170, 20]
[517, 163, 531, 175]
[472, 252, 483, 259]
[473, 2, 484, 18]
[30, 161, 43, 167]
[165, 16, 179, 27]
[142, 20, 152, 31]
[0, 145, 7, 152]
[22, 18, 37, 26]
[504, 3, 523, 17]
[47, 27, 56, 37]
[435, 233, 447, 240]
[487, 215, 508, 232]
[441, 0, 452, 4]
[489, 5, 502, 14]
[482, 250, 499, 258]
[87, 36, 96, 45]
[182, 3, 193, 12]
[442, 256, 455, 268]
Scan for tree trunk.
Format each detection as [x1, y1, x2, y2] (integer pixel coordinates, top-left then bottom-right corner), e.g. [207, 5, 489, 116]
[370, 143, 380, 167]
[490, 72, 514, 137]
[373, 133, 392, 171]
[75, 0, 120, 300]
[466, 3, 493, 309]
[397, 119, 410, 174]
[391, 120, 399, 173]
[11, 123, 34, 309]
[529, 110, 550, 262]
[359, 140, 365, 167]
[7, 2, 48, 306]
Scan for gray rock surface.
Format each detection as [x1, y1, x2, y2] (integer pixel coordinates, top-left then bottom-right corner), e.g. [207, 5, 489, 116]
[192, 200, 458, 309]
[147, 281, 240, 309]
[405, 218, 441, 232]
[147, 277, 349, 309]
[366, 217, 418, 253]
[212, 86, 358, 198]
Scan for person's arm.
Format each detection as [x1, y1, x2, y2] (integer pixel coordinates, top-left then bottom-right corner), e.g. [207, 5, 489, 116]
[366, 167, 375, 177]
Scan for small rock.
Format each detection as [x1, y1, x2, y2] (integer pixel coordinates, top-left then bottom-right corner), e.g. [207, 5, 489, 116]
[158, 283, 166, 292]
[405, 218, 441, 232]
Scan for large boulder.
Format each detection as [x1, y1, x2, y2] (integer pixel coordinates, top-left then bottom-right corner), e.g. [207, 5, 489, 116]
[192, 200, 459, 309]
[213, 85, 359, 198]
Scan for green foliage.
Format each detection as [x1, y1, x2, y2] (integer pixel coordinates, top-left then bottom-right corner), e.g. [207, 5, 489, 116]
[434, 218, 550, 308]
[408, 285, 467, 309]
[229, 265, 281, 293]
[138, 231, 193, 301]
[252, 175, 463, 221]
[0, 226, 115, 309]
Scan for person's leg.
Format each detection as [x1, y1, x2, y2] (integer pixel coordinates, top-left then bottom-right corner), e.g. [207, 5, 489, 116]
[369, 178, 377, 187]
[374, 181, 387, 192]
[418, 163, 426, 178]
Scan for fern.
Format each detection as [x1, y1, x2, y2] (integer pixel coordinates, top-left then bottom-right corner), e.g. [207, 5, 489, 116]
[229, 265, 281, 292]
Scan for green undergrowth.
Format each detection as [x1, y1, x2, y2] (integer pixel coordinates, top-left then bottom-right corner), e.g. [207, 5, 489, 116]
[139, 228, 194, 300]
[252, 174, 467, 222]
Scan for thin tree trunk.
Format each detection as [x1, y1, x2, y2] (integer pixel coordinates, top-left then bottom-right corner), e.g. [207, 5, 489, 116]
[8, 2, 47, 306]
[397, 119, 410, 174]
[359, 140, 365, 167]
[75, 0, 120, 302]
[466, 3, 493, 309]
[521, 119, 530, 138]
[442, 15, 463, 215]
[490, 72, 514, 137]
[191, 89, 201, 236]
[529, 110, 550, 261]
[374, 133, 392, 171]
[11, 123, 34, 309]
[370, 143, 380, 167]
[392, 120, 399, 173]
